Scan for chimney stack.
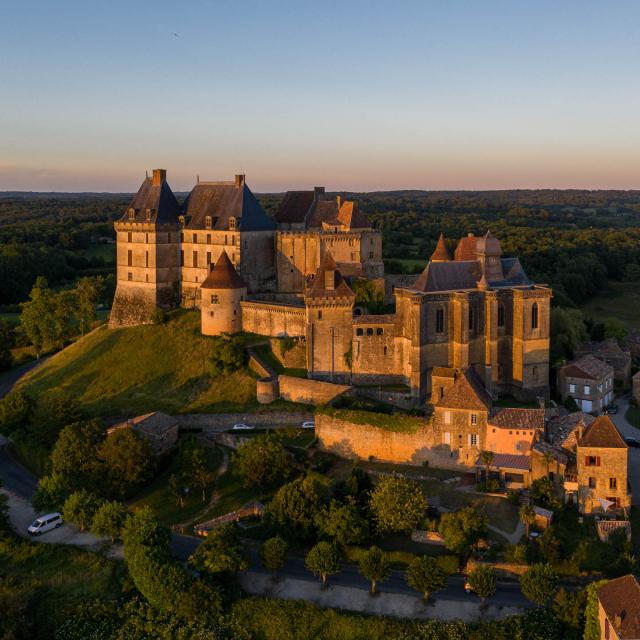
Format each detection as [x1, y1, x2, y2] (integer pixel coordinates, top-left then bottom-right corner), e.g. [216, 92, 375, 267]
[152, 169, 167, 186]
[235, 174, 245, 188]
[314, 186, 325, 197]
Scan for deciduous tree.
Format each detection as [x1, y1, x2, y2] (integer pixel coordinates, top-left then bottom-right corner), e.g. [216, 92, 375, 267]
[520, 563, 558, 605]
[439, 507, 487, 555]
[316, 500, 370, 546]
[92, 500, 127, 543]
[369, 474, 424, 534]
[405, 555, 447, 601]
[63, 490, 99, 532]
[468, 565, 497, 604]
[358, 546, 390, 594]
[234, 433, 292, 488]
[260, 536, 289, 574]
[191, 523, 248, 575]
[305, 541, 342, 589]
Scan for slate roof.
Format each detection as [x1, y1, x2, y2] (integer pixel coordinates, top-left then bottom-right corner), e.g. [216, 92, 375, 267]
[430, 233, 452, 261]
[305, 196, 371, 230]
[578, 415, 627, 449]
[120, 175, 181, 224]
[598, 575, 640, 639]
[546, 412, 596, 450]
[201, 252, 247, 290]
[411, 257, 531, 293]
[304, 252, 355, 299]
[475, 453, 530, 471]
[276, 190, 316, 225]
[561, 354, 614, 381]
[183, 181, 275, 231]
[434, 367, 491, 411]
[488, 408, 545, 431]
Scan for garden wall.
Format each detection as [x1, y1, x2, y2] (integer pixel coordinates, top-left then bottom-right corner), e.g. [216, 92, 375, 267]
[176, 411, 313, 431]
[278, 375, 351, 405]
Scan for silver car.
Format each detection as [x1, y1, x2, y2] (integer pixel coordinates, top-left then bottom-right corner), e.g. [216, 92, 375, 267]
[28, 512, 63, 536]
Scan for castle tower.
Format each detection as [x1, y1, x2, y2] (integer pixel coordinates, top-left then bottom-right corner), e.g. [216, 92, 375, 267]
[304, 252, 355, 383]
[429, 233, 452, 262]
[200, 251, 247, 336]
[110, 169, 181, 326]
[476, 230, 504, 282]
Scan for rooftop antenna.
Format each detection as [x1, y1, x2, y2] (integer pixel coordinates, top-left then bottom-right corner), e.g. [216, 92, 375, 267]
[145, 170, 149, 179]
[197, 174, 200, 184]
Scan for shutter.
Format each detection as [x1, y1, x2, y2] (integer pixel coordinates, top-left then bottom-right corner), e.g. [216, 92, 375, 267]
[585, 456, 589, 466]
[596, 456, 601, 467]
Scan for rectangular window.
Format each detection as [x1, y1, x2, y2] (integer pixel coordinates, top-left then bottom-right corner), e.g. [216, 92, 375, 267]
[180, 250, 184, 266]
[207, 252, 211, 266]
[193, 252, 198, 268]
[128, 231, 132, 243]
[569, 383, 576, 393]
[376, 328, 383, 335]
[609, 478, 617, 490]
[127, 272, 132, 281]
[443, 432, 451, 445]
[584, 385, 590, 396]
[498, 304, 505, 327]
[356, 328, 363, 336]
[366, 328, 373, 336]
[469, 434, 478, 446]
[211, 295, 218, 304]
[471, 413, 478, 425]
[207, 234, 211, 245]
[192, 233, 197, 243]
[127, 249, 132, 266]
[444, 411, 451, 425]
[318, 310, 322, 320]
[588, 477, 596, 489]
[435, 308, 444, 333]
[369, 251, 374, 259]
[585, 455, 601, 467]
[145, 251, 149, 268]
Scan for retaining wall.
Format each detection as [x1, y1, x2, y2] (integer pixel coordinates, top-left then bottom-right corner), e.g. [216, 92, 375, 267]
[278, 375, 351, 405]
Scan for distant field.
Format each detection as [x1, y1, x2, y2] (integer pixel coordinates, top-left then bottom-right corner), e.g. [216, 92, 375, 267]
[17, 310, 260, 416]
[579, 281, 640, 330]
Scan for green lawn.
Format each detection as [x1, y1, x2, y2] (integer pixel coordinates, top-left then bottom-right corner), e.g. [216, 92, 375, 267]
[253, 343, 307, 379]
[129, 446, 224, 527]
[16, 310, 260, 416]
[580, 281, 640, 331]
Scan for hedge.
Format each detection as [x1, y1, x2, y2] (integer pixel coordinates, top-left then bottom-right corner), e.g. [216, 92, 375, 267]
[316, 406, 424, 433]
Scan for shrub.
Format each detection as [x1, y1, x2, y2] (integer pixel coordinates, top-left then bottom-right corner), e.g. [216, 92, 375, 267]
[369, 474, 425, 534]
[91, 500, 126, 543]
[260, 536, 289, 573]
[520, 563, 558, 605]
[62, 490, 100, 532]
[234, 434, 293, 488]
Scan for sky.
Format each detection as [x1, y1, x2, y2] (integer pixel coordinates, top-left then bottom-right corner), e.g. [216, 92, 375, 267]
[1, 1, 640, 192]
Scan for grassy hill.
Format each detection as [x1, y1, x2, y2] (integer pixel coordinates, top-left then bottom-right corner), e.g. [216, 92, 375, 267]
[17, 310, 260, 417]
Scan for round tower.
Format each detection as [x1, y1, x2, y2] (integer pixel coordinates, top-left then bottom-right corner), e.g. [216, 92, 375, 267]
[201, 252, 247, 335]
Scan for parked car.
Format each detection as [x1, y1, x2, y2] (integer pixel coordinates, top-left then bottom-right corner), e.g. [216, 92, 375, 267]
[625, 436, 640, 448]
[301, 421, 315, 429]
[605, 404, 618, 415]
[28, 512, 63, 536]
[232, 423, 254, 431]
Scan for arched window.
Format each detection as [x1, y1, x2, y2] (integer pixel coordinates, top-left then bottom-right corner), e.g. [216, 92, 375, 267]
[531, 302, 539, 330]
[205, 216, 212, 229]
[128, 208, 135, 220]
[498, 302, 505, 327]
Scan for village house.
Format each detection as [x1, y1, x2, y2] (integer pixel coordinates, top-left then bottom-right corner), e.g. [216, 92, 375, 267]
[575, 339, 632, 389]
[107, 411, 179, 456]
[597, 574, 640, 640]
[557, 354, 614, 412]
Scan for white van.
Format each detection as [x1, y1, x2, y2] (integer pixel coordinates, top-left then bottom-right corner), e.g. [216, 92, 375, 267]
[28, 512, 63, 536]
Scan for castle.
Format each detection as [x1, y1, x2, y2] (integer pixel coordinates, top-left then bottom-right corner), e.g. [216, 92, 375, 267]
[111, 169, 552, 402]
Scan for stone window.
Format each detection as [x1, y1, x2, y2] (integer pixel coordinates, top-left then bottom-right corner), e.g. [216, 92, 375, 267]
[469, 434, 478, 446]
[127, 250, 132, 267]
[569, 383, 576, 393]
[180, 232, 184, 242]
[127, 272, 132, 281]
[376, 328, 383, 335]
[192, 233, 197, 244]
[585, 455, 601, 467]
[584, 385, 590, 396]
[180, 250, 184, 266]
[435, 308, 445, 333]
[609, 478, 617, 489]
[369, 251, 374, 259]
[588, 477, 596, 489]
[128, 231, 132, 243]
[470, 413, 478, 425]
[383, 346, 387, 355]
[193, 252, 198, 268]
[225, 235, 228, 245]
[211, 295, 218, 304]
[468, 307, 474, 331]
[207, 234, 211, 244]
[128, 208, 135, 220]
[146, 208, 152, 221]
[229, 217, 236, 230]
[210, 311, 214, 318]
[531, 302, 539, 330]
[443, 432, 451, 444]
[444, 411, 451, 425]
[366, 328, 374, 336]
[318, 310, 322, 320]
[356, 328, 363, 336]
[498, 302, 505, 327]
[145, 233, 148, 243]
[205, 216, 212, 229]
[207, 252, 211, 265]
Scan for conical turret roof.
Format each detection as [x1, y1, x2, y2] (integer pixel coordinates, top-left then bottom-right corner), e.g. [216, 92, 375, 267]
[430, 233, 452, 262]
[201, 252, 247, 290]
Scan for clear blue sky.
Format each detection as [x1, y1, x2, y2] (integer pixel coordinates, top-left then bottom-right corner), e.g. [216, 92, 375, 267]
[1, 0, 639, 191]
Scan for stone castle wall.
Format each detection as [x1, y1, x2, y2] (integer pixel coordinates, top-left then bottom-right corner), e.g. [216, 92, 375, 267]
[315, 413, 467, 470]
[175, 411, 313, 430]
[278, 375, 350, 405]
[241, 301, 306, 337]
[270, 337, 307, 369]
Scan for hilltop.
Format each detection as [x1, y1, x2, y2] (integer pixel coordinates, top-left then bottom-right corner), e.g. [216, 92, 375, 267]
[16, 311, 259, 417]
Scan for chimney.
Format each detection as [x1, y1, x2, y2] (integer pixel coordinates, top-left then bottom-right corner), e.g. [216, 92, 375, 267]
[614, 614, 623, 628]
[314, 186, 325, 197]
[324, 269, 335, 291]
[336, 195, 342, 208]
[152, 169, 167, 186]
[235, 174, 245, 188]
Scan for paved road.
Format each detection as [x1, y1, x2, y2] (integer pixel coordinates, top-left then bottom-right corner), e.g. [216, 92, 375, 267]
[0, 436, 37, 498]
[0, 357, 48, 399]
[608, 395, 640, 505]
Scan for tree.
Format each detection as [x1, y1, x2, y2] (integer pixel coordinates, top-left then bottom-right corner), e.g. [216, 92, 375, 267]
[358, 546, 390, 594]
[552, 587, 587, 635]
[305, 541, 342, 589]
[268, 475, 326, 541]
[63, 490, 99, 532]
[210, 337, 245, 375]
[32, 472, 68, 512]
[603, 317, 627, 341]
[316, 500, 370, 546]
[191, 523, 248, 575]
[234, 434, 292, 488]
[468, 565, 496, 604]
[19, 277, 56, 357]
[0, 390, 32, 435]
[75, 276, 103, 335]
[542, 450, 555, 477]
[369, 474, 425, 534]
[479, 450, 494, 483]
[190, 447, 213, 503]
[92, 500, 126, 543]
[519, 504, 536, 538]
[50, 420, 103, 491]
[439, 507, 487, 555]
[168, 473, 186, 508]
[30, 390, 81, 447]
[520, 563, 558, 605]
[550, 307, 588, 364]
[98, 429, 154, 498]
[53, 289, 76, 346]
[351, 279, 385, 314]
[260, 536, 289, 574]
[530, 477, 561, 512]
[405, 555, 447, 601]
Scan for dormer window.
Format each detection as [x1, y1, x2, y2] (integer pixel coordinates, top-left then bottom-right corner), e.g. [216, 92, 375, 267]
[205, 216, 212, 230]
[145, 208, 152, 221]
[128, 208, 135, 220]
[229, 217, 236, 230]
[178, 215, 185, 227]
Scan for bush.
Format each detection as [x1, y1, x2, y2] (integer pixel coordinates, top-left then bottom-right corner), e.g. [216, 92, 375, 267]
[369, 474, 425, 534]
[210, 336, 245, 375]
[62, 490, 100, 532]
[520, 563, 558, 605]
[260, 536, 289, 573]
[91, 500, 126, 543]
[234, 434, 293, 489]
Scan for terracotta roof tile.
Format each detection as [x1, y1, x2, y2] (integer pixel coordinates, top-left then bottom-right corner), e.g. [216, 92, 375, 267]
[578, 415, 627, 449]
[430, 233, 452, 262]
[488, 408, 545, 431]
[454, 235, 478, 261]
[561, 354, 614, 380]
[434, 367, 491, 411]
[305, 252, 354, 299]
[201, 252, 247, 290]
[475, 453, 529, 471]
[598, 575, 640, 638]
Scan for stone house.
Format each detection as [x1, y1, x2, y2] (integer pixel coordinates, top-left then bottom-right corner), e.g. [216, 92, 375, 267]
[624, 329, 640, 361]
[558, 354, 614, 413]
[107, 411, 179, 456]
[597, 574, 640, 640]
[575, 339, 632, 389]
[575, 416, 630, 514]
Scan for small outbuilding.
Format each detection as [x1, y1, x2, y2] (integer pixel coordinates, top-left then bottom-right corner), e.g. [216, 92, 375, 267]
[107, 411, 179, 455]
